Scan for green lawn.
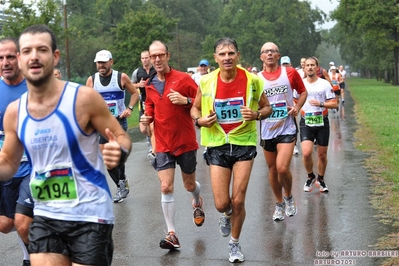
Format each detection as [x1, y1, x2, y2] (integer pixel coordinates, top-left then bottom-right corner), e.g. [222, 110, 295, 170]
[349, 78, 399, 188]
[348, 77, 399, 266]
[127, 105, 140, 129]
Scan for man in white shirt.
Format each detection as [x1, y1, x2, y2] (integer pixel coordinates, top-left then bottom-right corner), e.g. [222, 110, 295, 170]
[191, 59, 210, 85]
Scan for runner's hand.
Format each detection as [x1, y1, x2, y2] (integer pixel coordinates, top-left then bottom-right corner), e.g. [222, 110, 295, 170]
[102, 128, 121, 169]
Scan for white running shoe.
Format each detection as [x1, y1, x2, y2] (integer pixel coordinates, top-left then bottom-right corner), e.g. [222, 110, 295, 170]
[273, 203, 285, 221]
[229, 242, 245, 263]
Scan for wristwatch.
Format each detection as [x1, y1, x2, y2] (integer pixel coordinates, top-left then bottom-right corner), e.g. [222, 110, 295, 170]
[256, 111, 262, 120]
[119, 147, 130, 165]
[128, 105, 134, 111]
[319, 102, 324, 107]
[194, 117, 202, 128]
[186, 97, 192, 106]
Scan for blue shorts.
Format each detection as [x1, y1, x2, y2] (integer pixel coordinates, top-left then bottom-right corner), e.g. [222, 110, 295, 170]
[99, 117, 127, 144]
[152, 150, 197, 174]
[0, 177, 22, 219]
[29, 216, 114, 265]
[16, 174, 34, 218]
[206, 144, 257, 169]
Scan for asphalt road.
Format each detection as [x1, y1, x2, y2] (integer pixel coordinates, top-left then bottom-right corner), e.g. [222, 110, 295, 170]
[0, 89, 395, 266]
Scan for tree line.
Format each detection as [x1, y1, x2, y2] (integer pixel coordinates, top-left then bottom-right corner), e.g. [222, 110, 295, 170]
[1, 0, 397, 84]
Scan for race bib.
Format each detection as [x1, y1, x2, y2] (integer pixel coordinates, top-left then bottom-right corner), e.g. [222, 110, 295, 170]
[266, 100, 288, 122]
[305, 111, 324, 127]
[214, 97, 244, 124]
[107, 100, 119, 117]
[31, 164, 79, 207]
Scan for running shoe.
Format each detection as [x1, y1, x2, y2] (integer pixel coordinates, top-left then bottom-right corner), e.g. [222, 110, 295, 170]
[229, 242, 245, 263]
[119, 179, 130, 198]
[303, 177, 316, 192]
[22, 260, 30, 266]
[192, 197, 205, 226]
[112, 188, 123, 203]
[315, 178, 329, 193]
[293, 145, 299, 155]
[159, 231, 180, 249]
[273, 203, 285, 221]
[342, 100, 345, 104]
[219, 213, 231, 237]
[284, 196, 298, 217]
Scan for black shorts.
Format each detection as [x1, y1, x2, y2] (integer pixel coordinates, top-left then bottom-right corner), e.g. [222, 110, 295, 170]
[333, 90, 341, 96]
[99, 117, 127, 144]
[299, 116, 330, 146]
[340, 82, 345, 89]
[0, 177, 23, 219]
[152, 150, 197, 174]
[29, 216, 113, 266]
[260, 134, 296, 152]
[206, 144, 257, 169]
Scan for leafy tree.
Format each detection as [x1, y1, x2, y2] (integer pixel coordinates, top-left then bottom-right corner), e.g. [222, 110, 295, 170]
[111, 4, 177, 74]
[2, 0, 63, 38]
[212, 0, 325, 69]
[331, 0, 399, 84]
[147, 0, 223, 70]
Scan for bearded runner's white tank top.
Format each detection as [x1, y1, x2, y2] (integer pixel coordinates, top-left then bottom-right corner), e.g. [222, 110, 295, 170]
[93, 70, 125, 117]
[17, 82, 114, 224]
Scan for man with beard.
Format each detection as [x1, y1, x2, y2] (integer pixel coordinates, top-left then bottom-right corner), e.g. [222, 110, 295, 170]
[0, 24, 131, 266]
[86, 50, 138, 203]
[300, 57, 337, 193]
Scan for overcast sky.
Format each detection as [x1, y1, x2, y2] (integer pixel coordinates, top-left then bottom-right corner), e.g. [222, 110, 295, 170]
[307, 0, 339, 29]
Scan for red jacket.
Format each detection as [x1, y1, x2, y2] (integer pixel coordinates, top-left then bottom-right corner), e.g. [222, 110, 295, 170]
[145, 68, 198, 156]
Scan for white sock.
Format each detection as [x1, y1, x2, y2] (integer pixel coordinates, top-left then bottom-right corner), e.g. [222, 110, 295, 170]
[191, 181, 201, 206]
[17, 234, 30, 260]
[161, 193, 176, 233]
[230, 237, 239, 243]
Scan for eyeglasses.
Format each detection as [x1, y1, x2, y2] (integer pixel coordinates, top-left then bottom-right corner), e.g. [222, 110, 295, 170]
[261, 49, 279, 54]
[149, 53, 168, 60]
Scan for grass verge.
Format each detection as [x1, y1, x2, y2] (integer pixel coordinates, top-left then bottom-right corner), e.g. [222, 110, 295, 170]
[348, 78, 399, 265]
[127, 105, 140, 129]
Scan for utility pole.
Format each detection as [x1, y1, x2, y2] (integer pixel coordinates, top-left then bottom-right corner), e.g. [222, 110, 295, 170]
[63, 0, 70, 80]
[176, 23, 181, 71]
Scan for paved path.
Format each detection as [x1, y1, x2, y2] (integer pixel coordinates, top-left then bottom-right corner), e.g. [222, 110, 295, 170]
[0, 90, 394, 266]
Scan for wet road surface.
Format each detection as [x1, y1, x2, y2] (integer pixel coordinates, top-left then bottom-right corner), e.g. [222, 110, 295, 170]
[0, 90, 394, 265]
